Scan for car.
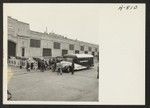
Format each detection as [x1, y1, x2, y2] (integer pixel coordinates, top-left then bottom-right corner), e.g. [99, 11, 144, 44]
[56, 60, 72, 72]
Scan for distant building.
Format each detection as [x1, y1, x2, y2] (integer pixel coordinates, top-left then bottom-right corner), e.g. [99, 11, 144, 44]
[8, 16, 99, 58]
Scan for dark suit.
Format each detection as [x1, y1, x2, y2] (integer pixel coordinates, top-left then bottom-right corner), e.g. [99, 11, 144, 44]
[71, 61, 74, 75]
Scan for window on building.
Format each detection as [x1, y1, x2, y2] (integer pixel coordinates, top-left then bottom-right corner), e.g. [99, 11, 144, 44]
[95, 48, 98, 52]
[62, 49, 68, 56]
[75, 50, 79, 54]
[92, 52, 95, 56]
[54, 42, 61, 49]
[69, 44, 74, 50]
[43, 48, 52, 56]
[88, 47, 92, 51]
[80, 46, 84, 51]
[84, 51, 88, 54]
[30, 39, 41, 48]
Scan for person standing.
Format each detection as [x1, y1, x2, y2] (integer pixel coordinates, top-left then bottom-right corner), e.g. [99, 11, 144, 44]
[45, 60, 48, 70]
[41, 60, 45, 72]
[57, 61, 62, 75]
[53, 59, 57, 72]
[37, 60, 39, 70]
[49, 58, 52, 70]
[26, 60, 30, 72]
[49, 59, 51, 68]
[97, 65, 99, 79]
[20, 58, 23, 69]
[31, 62, 33, 70]
[71, 60, 74, 75]
[33, 62, 38, 70]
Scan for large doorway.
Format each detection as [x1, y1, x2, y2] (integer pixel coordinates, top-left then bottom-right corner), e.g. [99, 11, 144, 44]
[62, 49, 68, 56]
[22, 47, 25, 57]
[8, 40, 16, 57]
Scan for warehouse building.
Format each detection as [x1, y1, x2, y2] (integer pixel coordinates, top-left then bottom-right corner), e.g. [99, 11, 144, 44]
[8, 16, 99, 58]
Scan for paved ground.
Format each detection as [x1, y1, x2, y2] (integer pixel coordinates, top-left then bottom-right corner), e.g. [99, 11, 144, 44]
[8, 63, 99, 101]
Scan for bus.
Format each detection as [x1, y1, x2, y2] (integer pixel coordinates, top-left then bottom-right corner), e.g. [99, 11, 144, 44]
[58, 54, 94, 72]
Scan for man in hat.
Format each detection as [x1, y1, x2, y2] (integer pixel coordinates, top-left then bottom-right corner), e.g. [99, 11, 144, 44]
[71, 60, 75, 75]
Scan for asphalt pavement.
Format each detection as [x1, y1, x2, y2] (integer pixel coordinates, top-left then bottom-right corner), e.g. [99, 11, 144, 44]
[8, 63, 99, 101]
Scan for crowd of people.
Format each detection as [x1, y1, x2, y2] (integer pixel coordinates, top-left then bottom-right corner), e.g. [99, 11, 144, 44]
[25, 58, 57, 72]
[8, 56, 75, 75]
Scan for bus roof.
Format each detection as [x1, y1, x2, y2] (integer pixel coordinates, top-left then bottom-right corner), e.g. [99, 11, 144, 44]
[64, 54, 93, 58]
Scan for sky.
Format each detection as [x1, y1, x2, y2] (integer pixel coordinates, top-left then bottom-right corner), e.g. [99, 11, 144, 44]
[3, 3, 101, 45]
